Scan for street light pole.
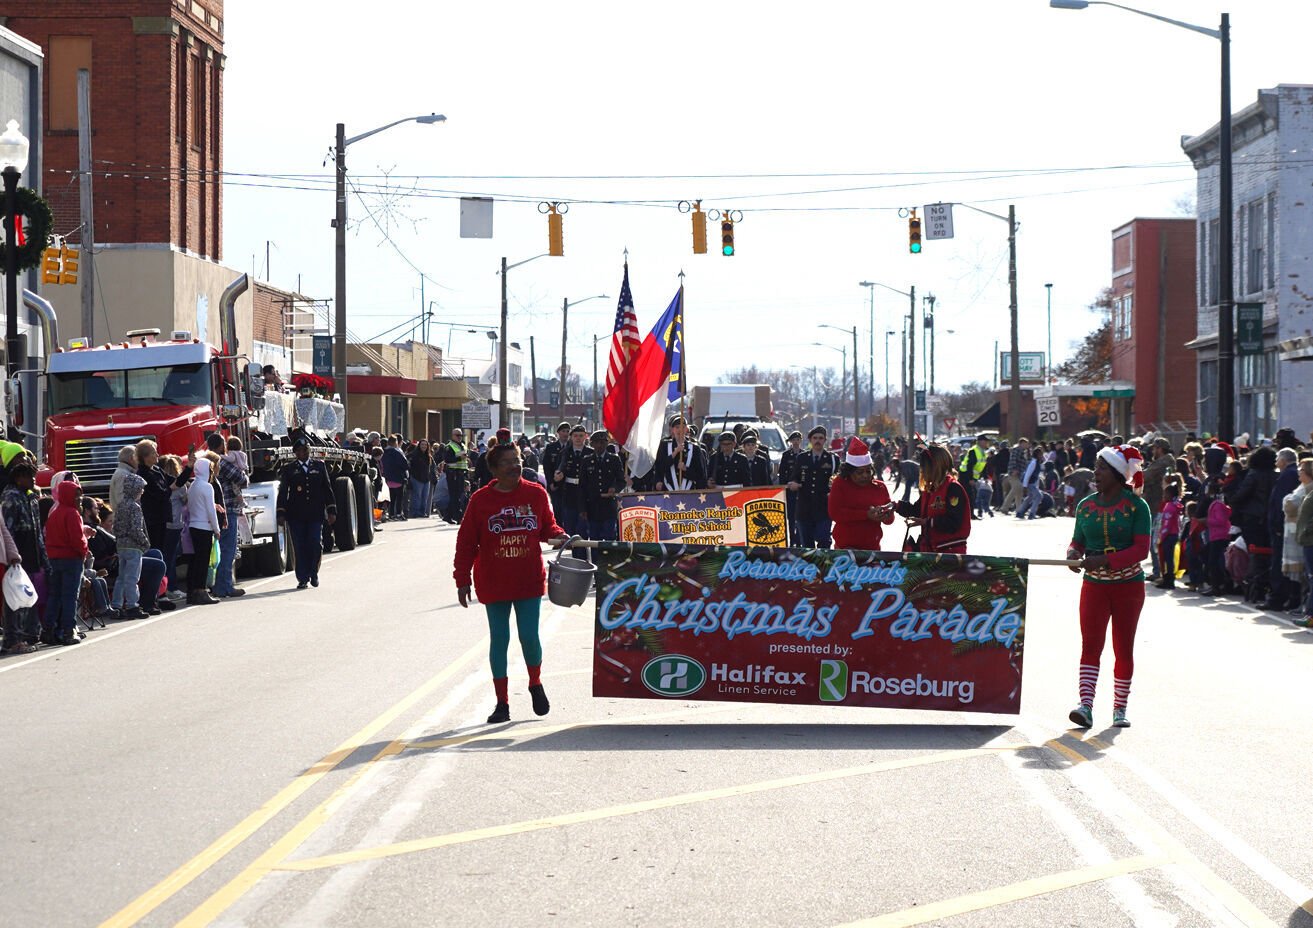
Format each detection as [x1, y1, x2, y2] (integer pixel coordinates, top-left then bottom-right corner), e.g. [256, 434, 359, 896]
[1045, 283, 1053, 383]
[1050, 0, 1232, 438]
[558, 293, 609, 414]
[497, 253, 548, 430]
[334, 113, 445, 435]
[860, 281, 876, 423]
[884, 330, 895, 418]
[0, 120, 31, 402]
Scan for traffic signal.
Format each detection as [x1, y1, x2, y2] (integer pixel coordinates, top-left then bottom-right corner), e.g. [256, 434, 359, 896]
[908, 215, 922, 254]
[42, 247, 61, 284]
[692, 205, 707, 254]
[721, 219, 735, 256]
[59, 246, 79, 285]
[547, 210, 563, 257]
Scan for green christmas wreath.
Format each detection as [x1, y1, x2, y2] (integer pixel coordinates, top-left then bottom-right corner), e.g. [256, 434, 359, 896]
[0, 187, 53, 273]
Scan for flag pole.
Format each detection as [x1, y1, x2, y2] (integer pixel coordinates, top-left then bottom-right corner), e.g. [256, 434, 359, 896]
[677, 270, 687, 486]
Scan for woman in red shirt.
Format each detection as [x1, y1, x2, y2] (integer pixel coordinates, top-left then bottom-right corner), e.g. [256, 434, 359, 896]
[828, 437, 894, 550]
[454, 442, 568, 723]
[894, 443, 973, 554]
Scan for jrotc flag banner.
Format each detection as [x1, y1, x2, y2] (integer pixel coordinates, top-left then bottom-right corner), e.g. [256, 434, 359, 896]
[616, 487, 788, 547]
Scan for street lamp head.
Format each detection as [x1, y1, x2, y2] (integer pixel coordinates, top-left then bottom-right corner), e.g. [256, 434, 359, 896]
[0, 120, 29, 174]
[1045, 282, 1053, 289]
[859, 281, 874, 288]
[1049, 0, 1090, 9]
[416, 113, 447, 125]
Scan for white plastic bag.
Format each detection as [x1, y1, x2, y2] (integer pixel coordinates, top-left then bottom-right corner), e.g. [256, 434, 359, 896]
[4, 564, 38, 611]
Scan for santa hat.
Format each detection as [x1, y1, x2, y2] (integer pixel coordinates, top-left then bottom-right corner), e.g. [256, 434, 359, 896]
[1096, 444, 1144, 489]
[1215, 441, 1235, 460]
[845, 436, 872, 468]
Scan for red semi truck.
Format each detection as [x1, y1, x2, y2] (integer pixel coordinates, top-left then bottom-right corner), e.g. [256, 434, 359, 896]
[35, 275, 375, 576]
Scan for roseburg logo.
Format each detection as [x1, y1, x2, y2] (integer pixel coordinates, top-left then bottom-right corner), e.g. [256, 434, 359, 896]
[640, 655, 707, 697]
[819, 660, 848, 702]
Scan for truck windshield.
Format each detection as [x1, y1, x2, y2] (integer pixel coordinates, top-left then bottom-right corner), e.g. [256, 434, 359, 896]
[49, 363, 212, 413]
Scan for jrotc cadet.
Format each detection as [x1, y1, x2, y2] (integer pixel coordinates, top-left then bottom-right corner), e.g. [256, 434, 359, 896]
[652, 414, 708, 491]
[707, 431, 751, 489]
[787, 426, 837, 548]
[741, 431, 772, 486]
[584, 431, 626, 542]
[778, 430, 805, 541]
[551, 425, 593, 536]
[539, 422, 572, 510]
[276, 437, 338, 590]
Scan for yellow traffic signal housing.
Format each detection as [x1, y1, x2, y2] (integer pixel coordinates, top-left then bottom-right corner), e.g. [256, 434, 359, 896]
[42, 247, 61, 284]
[692, 206, 707, 254]
[908, 216, 922, 254]
[721, 220, 735, 256]
[548, 211, 564, 257]
[59, 246, 79, 285]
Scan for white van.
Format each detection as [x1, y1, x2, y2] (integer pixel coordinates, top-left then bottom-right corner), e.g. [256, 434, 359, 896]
[697, 418, 790, 474]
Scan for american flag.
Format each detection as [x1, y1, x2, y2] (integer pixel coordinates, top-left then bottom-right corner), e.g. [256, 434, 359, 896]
[605, 262, 640, 391]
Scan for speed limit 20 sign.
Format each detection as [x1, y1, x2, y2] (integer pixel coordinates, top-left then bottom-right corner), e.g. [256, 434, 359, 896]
[1036, 396, 1061, 427]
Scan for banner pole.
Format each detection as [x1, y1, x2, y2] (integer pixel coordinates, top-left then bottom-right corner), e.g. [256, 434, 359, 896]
[552, 539, 1079, 566]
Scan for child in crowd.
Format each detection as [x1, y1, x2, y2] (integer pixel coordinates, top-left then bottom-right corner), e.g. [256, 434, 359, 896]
[43, 475, 90, 646]
[111, 474, 151, 619]
[162, 454, 188, 596]
[223, 436, 249, 476]
[1202, 480, 1233, 595]
[0, 459, 47, 654]
[1183, 500, 1208, 590]
[1156, 480, 1184, 590]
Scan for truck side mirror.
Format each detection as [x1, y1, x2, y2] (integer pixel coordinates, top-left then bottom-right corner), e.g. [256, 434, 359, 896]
[5, 377, 22, 429]
[246, 362, 266, 411]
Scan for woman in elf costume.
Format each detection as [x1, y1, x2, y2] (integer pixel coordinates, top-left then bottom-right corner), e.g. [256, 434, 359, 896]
[1065, 445, 1152, 729]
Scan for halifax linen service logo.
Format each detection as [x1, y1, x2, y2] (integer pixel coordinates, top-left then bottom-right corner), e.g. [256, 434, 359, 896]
[640, 656, 807, 697]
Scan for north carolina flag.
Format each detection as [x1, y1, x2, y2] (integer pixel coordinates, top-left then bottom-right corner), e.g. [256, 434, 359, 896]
[604, 287, 684, 478]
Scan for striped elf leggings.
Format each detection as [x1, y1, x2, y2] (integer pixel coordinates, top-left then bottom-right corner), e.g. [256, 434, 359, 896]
[1077, 580, 1145, 710]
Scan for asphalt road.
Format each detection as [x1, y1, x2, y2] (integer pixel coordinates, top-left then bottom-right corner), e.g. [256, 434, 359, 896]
[1, 510, 1310, 928]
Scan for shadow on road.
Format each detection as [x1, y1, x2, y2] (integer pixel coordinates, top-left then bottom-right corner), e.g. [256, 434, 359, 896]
[447, 721, 1015, 754]
[1289, 904, 1313, 927]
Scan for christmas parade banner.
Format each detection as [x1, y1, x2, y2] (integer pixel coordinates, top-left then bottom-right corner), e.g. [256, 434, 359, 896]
[616, 487, 789, 547]
[592, 543, 1026, 714]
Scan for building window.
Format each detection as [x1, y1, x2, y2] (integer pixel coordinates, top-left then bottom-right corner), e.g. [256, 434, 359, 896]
[48, 36, 93, 131]
[191, 54, 205, 148]
[508, 363, 522, 388]
[1206, 218, 1219, 306]
[1198, 359, 1217, 437]
[1113, 293, 1133, 342]
[1238, 348, 1277, 440]
[1246, 199, 1265, 295]
[1266, 192, 1276, 290]
[1112, 231, 1132, 275]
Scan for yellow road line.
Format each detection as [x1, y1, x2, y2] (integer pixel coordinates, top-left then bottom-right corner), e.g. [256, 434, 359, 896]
[99, 637, 488, 928]
[833, 855, 1170, 928]
[275, 746, 1019, 873]
[1045, 737, 1092, 766]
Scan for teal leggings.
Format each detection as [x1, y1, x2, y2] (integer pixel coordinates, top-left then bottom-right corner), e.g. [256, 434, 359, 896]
[485, 598, 543, 678]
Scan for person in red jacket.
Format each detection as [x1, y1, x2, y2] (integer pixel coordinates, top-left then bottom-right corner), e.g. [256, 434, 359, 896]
[895, 443, 973, 554]
[454, 442, 569, 724]
[828, 437, 894, 550]
[43, 478, 90, 646]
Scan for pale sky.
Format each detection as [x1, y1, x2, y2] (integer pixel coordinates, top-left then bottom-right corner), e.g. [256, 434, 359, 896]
[223, 1, 1310, 397]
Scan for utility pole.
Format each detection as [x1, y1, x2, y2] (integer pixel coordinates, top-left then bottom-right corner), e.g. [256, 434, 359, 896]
[1217, 12, 1234, 441]
[558, 296, 568, 411]
[592, 336, 599, 429]
[906, 285, 916, 438]
[1007, 204, 1020, 442]
[925, 293, 936, 395]
[529, 334, 538, 409]
[884, 330, 894, 418]
[498, 256, 509, 427]
[334, 122, 349, 429]
[851, 324, 859, 432]
[1045, 282, 1053, 384]
[77, 69, 95, 344]
[900, 319, 908, 436]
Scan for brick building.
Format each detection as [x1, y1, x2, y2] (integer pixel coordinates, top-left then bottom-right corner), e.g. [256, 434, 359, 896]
[1107, 217, 1198, 436]
[2, 0, 224, 257]
[2, 1, 247, 351]
[1183, 84, 1313, 441]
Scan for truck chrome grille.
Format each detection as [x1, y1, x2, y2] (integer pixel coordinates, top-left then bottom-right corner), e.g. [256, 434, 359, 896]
[63, 435, 151, 494]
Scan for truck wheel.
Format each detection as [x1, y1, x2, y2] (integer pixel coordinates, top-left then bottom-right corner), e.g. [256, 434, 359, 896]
[333, 476, 358, 551]
[352, 472, 375, 545]
[253, 521, 292, 576]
